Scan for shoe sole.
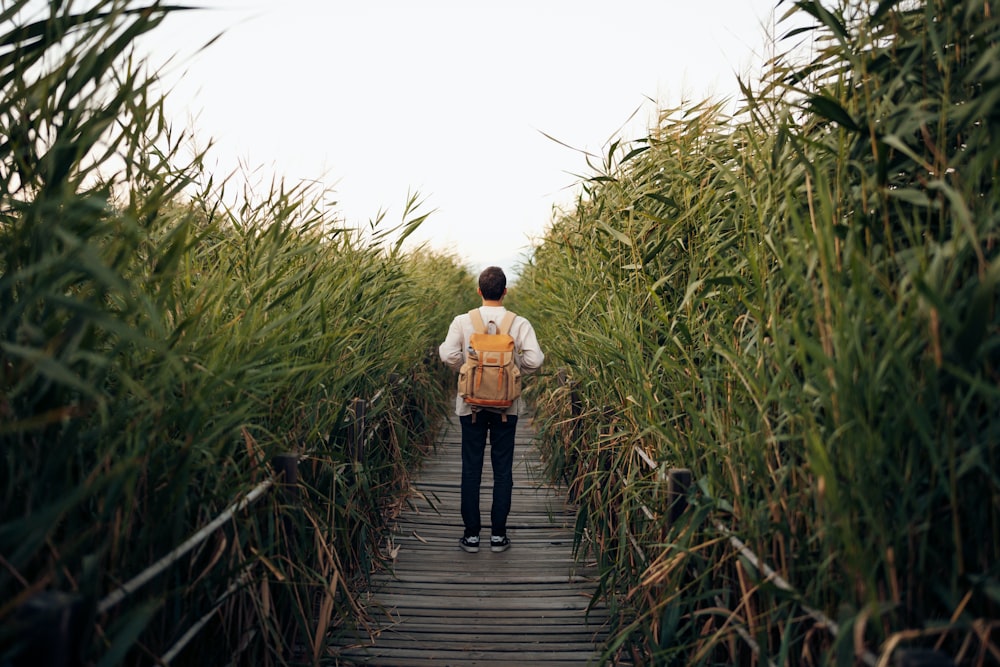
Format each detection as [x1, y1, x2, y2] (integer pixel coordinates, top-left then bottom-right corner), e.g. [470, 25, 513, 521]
[459, 540, 479, 553]
[490, 543, 510, 553]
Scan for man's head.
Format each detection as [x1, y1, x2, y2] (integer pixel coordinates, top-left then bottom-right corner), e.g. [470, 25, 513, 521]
[478, 266, 507, 301]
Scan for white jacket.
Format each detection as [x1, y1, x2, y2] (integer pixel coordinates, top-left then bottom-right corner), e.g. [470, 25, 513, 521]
[438, 306, 544, 416]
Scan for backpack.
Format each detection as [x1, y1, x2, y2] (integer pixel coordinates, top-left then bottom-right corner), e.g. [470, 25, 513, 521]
[458, 309, 521, 421]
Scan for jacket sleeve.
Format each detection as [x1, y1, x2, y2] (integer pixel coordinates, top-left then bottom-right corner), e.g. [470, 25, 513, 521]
[515, 318, 544, 374]
[438, 315, 466, 371]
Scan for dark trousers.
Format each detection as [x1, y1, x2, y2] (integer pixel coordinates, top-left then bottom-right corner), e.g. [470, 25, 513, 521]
[460, 411, 518, 539]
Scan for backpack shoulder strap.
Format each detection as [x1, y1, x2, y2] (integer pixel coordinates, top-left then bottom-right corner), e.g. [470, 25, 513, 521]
[499, 311, 517, 335]
[468, 309, 487, 334]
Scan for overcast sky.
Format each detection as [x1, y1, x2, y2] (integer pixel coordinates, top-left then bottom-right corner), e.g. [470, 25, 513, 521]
[136, 1, 798, 276]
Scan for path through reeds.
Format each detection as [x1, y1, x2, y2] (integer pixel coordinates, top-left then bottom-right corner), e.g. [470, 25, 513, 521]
[330, 416, 611, 666]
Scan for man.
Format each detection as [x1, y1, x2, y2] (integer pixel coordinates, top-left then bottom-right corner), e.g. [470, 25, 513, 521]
[439, 266, 544, 553]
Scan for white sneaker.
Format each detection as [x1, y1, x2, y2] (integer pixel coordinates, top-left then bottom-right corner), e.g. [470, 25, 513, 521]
[490, 536, 510, 553]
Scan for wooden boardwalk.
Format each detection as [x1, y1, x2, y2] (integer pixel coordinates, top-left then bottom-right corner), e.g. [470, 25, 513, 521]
[329, 415, 611, 666]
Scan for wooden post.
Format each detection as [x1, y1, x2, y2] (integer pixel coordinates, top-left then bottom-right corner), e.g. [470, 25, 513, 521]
[893, 649, 955, 667]
[599, 406, 616, 473]
[556, 369, 580, 414]
[667, 468, 692, 526]
[347, 397, 366, 463]
[569, 380, 582, 423]
[556, 369, 583, 500]
[270, 453, 302, 660]
[343, 397, 369, 578]
[12, 592, 85, 667]
[567, 384, 581, 491]
[271, 453, 299, 503]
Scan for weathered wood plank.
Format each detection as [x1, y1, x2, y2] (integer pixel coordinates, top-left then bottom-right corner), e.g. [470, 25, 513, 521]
[328, 416, 610, 665]
[356, 616, 602, 641]
[333, 651, 602, 667]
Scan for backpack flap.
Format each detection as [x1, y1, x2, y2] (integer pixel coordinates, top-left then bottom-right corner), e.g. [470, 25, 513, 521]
[458, 309, 521, 409]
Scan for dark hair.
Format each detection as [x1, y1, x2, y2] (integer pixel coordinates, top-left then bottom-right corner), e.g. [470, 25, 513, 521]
[478, 266, 507, 301]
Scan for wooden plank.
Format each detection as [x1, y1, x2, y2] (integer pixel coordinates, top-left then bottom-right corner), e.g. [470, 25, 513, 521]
[333, 652, 602, 667]
[328, 416, 610, 665]
[365, 583, 597, 595]
[355, 622, 608, 635]
[367, 577, 597, 589]
[354, 614, 609, 626]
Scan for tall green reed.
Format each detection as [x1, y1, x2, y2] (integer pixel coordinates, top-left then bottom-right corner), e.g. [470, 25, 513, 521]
[1, 2, 470, 664]
[517, 0, 999, 663]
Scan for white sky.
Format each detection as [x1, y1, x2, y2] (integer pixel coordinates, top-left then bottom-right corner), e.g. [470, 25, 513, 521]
[136, 1, 795, 275]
